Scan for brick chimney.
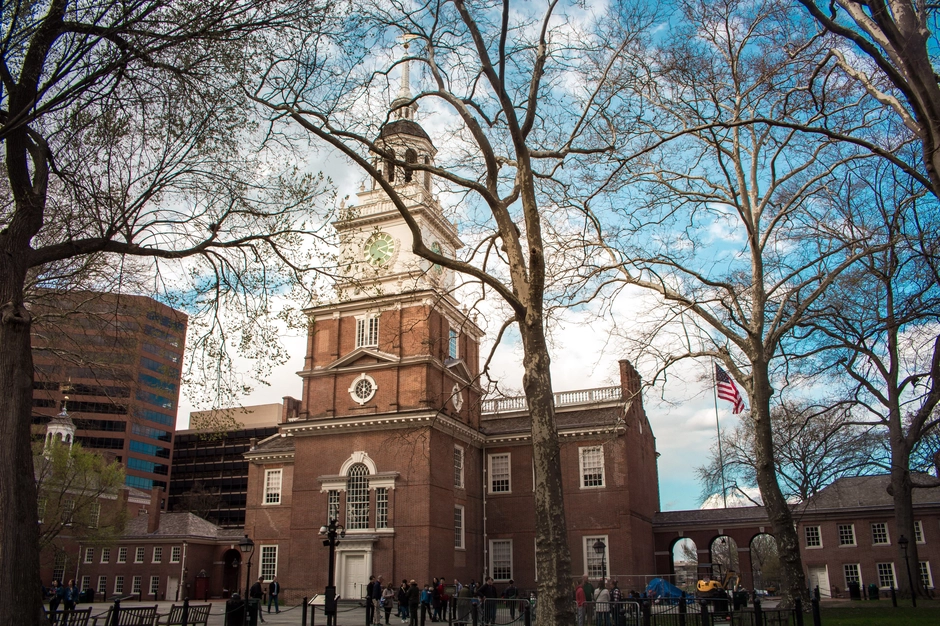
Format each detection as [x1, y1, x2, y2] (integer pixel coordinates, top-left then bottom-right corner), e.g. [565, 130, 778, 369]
[618, 359, 642, 402]
[147, 487, 164, 534]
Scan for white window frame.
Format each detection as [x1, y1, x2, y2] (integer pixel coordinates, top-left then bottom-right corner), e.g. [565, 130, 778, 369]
[376, 487, 389, 529]
[150, 575, 160, 596]
[84, 547, 94, 563]
[135, 547, 145, 563]
[876, 562, 896, 589]
[915, 520, 925, 544]
[132, 575, 142, 594]
[489, 539, 513, 582]
[264, 469, 283, 505]
[455, 505, 465, 550]
[152, 546, 162, 563]
[328, 490, 340, 523]
[170, 546, 181, 564]
[260, 545, 278, 581]
[488, 453, 511, 494]
[115, 576, 124, 594]
[81, 575, 91, 591]
[118, 547, 127, 563]
[872, 522, 890, 545]
[805, 526, 822, 549]
[90, 502, 101, 529]
[97, 576, 107, 595]
[584, 535, 610, 578]
[579, 446, 605, 489]
[919, 561, 933, 589]
[454, 445, 465, 489]
[838, 524, 856, 547]
[448, 328, 459, 359]
[843, 563, 862, 588]
[101, 548, 111, 564]
[356, 314, 379, 348]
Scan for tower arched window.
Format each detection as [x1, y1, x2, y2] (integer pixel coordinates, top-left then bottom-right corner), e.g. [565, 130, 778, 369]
[385, 149, 396, 183]
[346, 463, 370, 529]
[424, 156, 432, 190]
[404, 149, 417, 182]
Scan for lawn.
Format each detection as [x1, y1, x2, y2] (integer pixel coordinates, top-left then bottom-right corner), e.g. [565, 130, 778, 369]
[819, 599, 940, 625]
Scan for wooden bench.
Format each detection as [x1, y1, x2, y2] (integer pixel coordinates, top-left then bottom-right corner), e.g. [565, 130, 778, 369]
[46, 607, 93, 626]
[91, 605, 158, 626]
[156, 604, 212, 626]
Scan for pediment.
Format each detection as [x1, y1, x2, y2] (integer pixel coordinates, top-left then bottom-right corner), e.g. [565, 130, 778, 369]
[445, 357, 473, 382]
[327, 347, 401, 370]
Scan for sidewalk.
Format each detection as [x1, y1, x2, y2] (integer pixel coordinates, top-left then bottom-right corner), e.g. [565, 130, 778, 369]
[72, 599, 373, 625]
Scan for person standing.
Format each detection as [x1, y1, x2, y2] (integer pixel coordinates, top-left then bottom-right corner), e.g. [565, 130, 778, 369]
[61, 580, 78, 626]
[366, 576, 377, 626]
[267, 575, 281, 614]
[373, 576, 385, 626]
[48, 580, 61, 624]
[575, 579, 587, 626]
[249, 576, 267, 624]
[477, 577, 497, 626]
[609, 580, 622, 626]
[408, 580, 421, 626]
[383, 581, 396, 625]
[502, 579, 519, 620]
[594, 580, 610, 626]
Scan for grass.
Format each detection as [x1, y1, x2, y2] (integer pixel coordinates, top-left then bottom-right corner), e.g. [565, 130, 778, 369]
[819, 599, 940, 625]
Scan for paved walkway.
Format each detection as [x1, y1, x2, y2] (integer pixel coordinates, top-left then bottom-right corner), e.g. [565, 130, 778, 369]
[67, 599, 375, 625]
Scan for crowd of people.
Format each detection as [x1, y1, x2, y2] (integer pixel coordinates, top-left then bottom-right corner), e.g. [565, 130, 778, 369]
[365, 575, 524, 626]
[575, 575, 647, 626]
[43, 579, 79, 625]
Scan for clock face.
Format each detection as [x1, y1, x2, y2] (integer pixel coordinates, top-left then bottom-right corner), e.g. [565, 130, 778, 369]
[365, 232, 396, 266]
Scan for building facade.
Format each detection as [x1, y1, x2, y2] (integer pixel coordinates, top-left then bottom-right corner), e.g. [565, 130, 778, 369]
[169, 404, 282, 528]
[240, 66, 661, 600]
[31, 291, 187, 492]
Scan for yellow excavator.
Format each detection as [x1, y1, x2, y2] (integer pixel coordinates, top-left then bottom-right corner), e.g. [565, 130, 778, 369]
[696, 565, 739, 618]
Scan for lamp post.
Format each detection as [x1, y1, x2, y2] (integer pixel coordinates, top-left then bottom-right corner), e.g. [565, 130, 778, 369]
[239, 535, 255, 598]
[593, 539, 607, 581]
[898, 535, 916, 608]
[320, 519, 346, 626]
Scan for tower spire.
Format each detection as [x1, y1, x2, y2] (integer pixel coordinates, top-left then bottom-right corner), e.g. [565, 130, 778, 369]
[391, 35, 419, 121]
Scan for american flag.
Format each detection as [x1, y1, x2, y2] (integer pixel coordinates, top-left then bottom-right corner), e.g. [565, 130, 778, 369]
[715, 364, 746, 414]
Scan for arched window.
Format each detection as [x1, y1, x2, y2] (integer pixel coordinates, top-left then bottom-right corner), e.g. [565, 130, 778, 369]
[404, 149, 417, 182]
[346, 463, 370, 529]
[424, 156, 432, 190]
[385, 149, 396, 183]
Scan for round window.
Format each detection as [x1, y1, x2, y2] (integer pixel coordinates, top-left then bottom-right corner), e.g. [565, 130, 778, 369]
[348, 373, 378, 405]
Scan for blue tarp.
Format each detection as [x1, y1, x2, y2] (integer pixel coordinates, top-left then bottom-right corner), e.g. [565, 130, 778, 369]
[645, 578, 684, 599]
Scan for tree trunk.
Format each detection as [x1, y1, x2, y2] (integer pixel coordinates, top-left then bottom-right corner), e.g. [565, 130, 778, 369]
[749, 359, 808, 608]
[0, 257, 44, 626]
[521, 317, 575, 626]
[889, 432, 923, 597]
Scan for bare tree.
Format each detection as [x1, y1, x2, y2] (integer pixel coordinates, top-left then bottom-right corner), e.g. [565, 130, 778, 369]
[797, 160, 940, 596]
[252, 1, 659, 622]
[0, 3, 332, 624]
[592, 0, 883, 606]
[697, 401, 880, 504]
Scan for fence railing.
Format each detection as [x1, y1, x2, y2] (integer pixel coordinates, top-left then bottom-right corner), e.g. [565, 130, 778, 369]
[482, 386, 622, 414]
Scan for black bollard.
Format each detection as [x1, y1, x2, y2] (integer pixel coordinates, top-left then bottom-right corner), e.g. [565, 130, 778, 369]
[678, 593, 687, 626]
[811, 596, 821, 626]
[422, 602, 428, 626]
[641, 600, 651, 626]
[471, 603, 478, 626]
[181, 598, 190, 626]
[109, 599, 121, 626]
[754, 596, 763, 624]
[891, 585, 897, 607]
[795, 597, 804, 626]
[302, 597, 308, 626]
[524, 602, 531, 626]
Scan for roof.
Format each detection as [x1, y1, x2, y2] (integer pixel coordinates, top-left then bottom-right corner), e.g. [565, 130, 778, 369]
[654, 506, 770, 527]
[379, 119, 431, 143]
[125, 512, 229, 540]
[800, 475, 940, 512]
[247, 433, 296, 455]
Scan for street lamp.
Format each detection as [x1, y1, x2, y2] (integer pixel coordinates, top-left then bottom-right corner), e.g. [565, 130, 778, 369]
[897, 535, 916, 608]
[239, 535, 255, 598]
[593, 539, 607, 580]
[320, 519, 346, 626]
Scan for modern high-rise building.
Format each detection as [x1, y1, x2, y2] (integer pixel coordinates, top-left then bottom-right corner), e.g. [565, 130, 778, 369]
[30, 291, 187, 491]
[169, 404, 281, 528]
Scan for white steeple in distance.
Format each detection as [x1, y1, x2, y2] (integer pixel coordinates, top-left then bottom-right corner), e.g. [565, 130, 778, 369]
[44, 400, 76, 452]
[391, 35, 419, 121]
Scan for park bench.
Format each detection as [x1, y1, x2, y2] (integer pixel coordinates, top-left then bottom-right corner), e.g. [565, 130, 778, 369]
[45, 607, 93, 626]
[156, 603, 212, 626]
[91, 604, 158, 626]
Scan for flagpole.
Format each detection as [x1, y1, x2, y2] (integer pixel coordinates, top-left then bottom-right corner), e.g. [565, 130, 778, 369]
[713, 364, 728, 508]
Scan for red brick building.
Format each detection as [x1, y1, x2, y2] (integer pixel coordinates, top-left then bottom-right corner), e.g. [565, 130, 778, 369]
[241, 75, 661, 599]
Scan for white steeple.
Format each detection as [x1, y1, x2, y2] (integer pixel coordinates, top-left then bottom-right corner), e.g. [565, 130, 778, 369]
[44, 401, 76, 452]
[390, 35, 418, 122]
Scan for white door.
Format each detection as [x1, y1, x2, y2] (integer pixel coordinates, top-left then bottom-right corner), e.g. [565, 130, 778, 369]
[343, 554, 366, 600]
[809, 566, 831, 598]
[167, 577, 179, 601]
